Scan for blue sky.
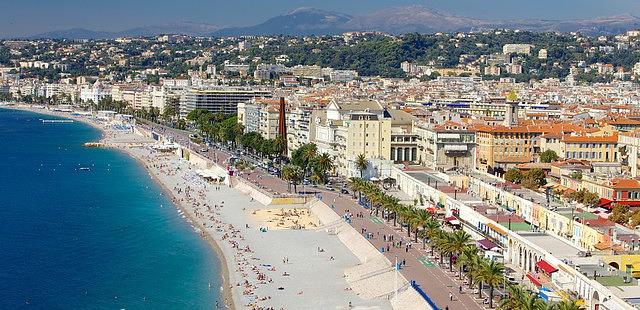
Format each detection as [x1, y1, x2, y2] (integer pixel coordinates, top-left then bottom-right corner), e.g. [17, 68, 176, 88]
[2, 0, 640, 36]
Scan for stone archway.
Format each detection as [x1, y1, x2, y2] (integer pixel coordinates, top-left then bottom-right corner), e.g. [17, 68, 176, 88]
[592, 291, 600, 310]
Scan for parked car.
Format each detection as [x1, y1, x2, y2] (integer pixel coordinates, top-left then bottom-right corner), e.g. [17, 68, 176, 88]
[340, 188, 349, 194]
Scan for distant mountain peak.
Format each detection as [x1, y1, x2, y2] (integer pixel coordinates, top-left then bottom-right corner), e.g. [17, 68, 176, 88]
[22, 5, 640, 39]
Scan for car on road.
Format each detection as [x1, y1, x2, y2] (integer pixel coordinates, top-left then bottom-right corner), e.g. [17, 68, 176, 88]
[340, 188, 349, 194]
[325, 186, 335, 191]
[200, 148, 209, 152]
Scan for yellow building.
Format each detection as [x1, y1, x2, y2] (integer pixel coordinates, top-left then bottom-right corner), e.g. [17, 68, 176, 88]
[474, 124, 542, 171]
[341, 112, 391, 175]
[561, 133, 619, 162]
[603, 255, 640, 277]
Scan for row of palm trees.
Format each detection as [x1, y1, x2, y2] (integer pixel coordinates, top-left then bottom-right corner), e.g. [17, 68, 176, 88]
[347, 177, 584, 310]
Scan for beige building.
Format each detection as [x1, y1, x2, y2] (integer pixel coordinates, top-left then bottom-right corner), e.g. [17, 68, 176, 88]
[474, 124, 543, 171]
[414, 120, 476, 171]
[311, 100, 391, 177]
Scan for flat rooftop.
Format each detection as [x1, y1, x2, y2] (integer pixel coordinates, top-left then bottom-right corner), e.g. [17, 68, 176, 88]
[518, 231, 582, 263]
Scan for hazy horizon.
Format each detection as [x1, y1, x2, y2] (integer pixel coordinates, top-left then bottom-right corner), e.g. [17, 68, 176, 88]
[2, 0, 640, 37]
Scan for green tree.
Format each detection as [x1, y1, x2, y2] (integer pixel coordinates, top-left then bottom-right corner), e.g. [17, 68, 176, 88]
[609, 204, 630, 225]
[540, 150, 559, 163]
[521, 168, 547, 189]
[504, 168, 523, 183]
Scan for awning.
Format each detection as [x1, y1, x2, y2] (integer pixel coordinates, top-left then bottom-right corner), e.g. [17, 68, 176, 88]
[527, 273, 542, 287]
[536, 260, 558, 274]
[445, 216, 461, 226]
[594, 241, 611, 250]
[487, 223, 507, 236]
[598, 198, 613, 208]
[477, 239, 499, 251]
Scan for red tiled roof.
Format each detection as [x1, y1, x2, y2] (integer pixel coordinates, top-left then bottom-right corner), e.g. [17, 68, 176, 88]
[611, 178, 640, 190]
[562, 134, 618, 143]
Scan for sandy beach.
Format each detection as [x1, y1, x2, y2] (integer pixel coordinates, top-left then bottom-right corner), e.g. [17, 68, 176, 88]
[2, 104, 419, 310]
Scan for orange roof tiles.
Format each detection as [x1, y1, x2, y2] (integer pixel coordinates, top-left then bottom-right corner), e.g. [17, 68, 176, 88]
[561, 133, 618, 143]
[611, 178, 640, 190]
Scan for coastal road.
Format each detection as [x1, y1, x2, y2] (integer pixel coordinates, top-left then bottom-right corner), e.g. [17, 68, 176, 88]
[139, 121, 488, 310]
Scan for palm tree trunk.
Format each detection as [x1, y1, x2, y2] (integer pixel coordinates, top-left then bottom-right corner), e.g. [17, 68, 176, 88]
[489, 286, 494, 308]
[478, 282, 483, 299]
[406, 223, 411, 237]
[414, 228, 418, 243]
[449, 256, 454, 272]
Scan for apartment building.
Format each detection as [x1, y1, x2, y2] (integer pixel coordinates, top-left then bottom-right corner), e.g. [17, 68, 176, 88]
[414, 120, 476, 171]
[474, 124, 542, 171]
[620, 130, 640, 177]
[180, 87, 271, 118]
[286, 107, 312, 156]
[310, 100, 391, 177]
[561, 134, 619, 162]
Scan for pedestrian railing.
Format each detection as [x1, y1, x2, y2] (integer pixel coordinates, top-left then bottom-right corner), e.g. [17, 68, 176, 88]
[410, 280, 440, 310]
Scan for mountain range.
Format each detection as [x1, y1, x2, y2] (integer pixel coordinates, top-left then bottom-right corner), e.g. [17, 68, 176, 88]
[24, 6, 640, 39]
[27, 22, 222, 39]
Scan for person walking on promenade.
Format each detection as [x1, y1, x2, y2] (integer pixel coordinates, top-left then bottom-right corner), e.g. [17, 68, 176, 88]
[449, 291, 453, 301]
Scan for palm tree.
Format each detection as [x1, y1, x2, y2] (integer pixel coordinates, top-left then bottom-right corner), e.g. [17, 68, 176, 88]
[282, 165, 293, 192]
[498, 284, 531, 310]
[473, 258, 489, 300]
[446, 230, 472, 272]
[368, 190, 385, 217]
[411, 209, 432, 243]
[355, 154, 368, 178]
[382, 196, 400, 224]
[274, 134, 286, 157]
[476, 260, 505, 308]
[433, 231, 451, 265]
[423, 219, 441, 253]
[289, 165, 304, 193]
[519, 292, 548, 310]
[455, 245, 478, 281]
[399, 207, 417, 238]
[301, 144, 318, 168]
[314, 152, 334, 182]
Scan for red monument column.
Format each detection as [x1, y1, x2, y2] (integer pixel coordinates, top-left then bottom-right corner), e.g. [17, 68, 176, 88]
[277, 97, 288, 156]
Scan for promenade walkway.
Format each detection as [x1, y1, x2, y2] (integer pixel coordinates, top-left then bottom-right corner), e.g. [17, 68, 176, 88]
[140, 122, 488, 310]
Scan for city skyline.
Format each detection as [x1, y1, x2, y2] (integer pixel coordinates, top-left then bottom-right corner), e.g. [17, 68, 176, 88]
[2, 0, 640, 37]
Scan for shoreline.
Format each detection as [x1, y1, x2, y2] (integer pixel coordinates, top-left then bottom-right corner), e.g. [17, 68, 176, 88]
[1, 104, 235, 310]
[123, 147, 236, 310]
[2, 103, 425, 309]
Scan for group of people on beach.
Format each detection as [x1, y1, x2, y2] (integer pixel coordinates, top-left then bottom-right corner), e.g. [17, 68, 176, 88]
[139, 146, 297, 310]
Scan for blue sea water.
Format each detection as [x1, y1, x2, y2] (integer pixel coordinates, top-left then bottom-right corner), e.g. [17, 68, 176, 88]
[0, 108, 222, 309]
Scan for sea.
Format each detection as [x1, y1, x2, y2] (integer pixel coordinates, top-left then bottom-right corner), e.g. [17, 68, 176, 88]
[0, 108, 223, 309]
